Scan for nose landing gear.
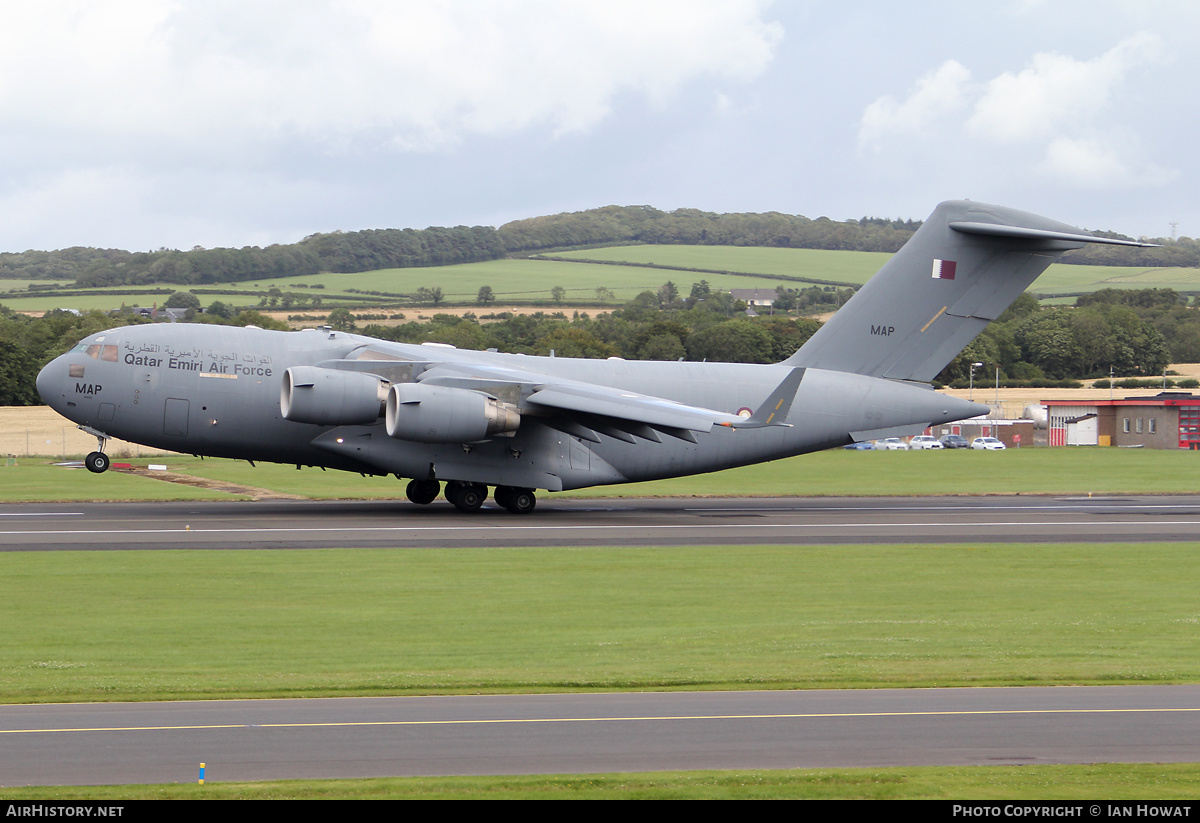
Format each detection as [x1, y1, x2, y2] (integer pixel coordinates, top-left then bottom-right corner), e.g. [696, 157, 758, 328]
[81, 426, 112, 474]
[84, 451, 110, 474]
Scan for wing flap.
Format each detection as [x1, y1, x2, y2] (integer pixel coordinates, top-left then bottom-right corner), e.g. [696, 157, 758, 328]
[526, 385, 726, 432]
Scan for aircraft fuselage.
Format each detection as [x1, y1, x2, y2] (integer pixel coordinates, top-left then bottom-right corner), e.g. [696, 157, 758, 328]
[37, 322, 981, 492]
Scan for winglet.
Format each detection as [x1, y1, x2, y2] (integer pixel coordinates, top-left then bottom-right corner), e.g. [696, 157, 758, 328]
[720, 367, 805, 429]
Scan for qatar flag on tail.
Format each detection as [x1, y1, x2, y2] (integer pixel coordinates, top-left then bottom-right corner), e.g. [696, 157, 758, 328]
[932, 258, 956, 279]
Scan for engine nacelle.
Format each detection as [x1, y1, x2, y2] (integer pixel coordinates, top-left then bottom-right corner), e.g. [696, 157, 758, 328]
[385, 382, 520, 443]
[281, 366, 386, 426]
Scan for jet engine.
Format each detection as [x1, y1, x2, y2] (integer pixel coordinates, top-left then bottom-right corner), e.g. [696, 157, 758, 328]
[281, 366, 387, 426]
[385, 382, 520, 443]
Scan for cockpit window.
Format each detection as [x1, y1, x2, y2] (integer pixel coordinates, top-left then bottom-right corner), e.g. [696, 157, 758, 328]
[76, 343, 118, 360]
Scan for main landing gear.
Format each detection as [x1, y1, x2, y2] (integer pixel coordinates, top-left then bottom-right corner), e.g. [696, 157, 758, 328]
[404, 478, 536, 514]
[493, 485, 536, 514]
[444, 480, 488, 512]
[405, 479, 441, 505]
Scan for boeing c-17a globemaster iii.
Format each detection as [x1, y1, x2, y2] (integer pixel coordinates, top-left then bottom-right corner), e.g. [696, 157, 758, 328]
[36, 200, 1150, 513]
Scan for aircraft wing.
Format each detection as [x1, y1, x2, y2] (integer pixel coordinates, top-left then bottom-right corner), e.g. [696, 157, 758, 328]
[331, 352, 804, 443]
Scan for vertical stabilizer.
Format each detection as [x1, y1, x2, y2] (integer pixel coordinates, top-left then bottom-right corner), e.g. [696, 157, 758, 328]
[784, 200, 1150, 382]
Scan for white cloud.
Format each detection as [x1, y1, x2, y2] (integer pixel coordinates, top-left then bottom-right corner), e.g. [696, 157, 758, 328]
[1038, 136, 1177, 189]
[858, 32, 1175, 191]
[0, 0, 784, 159]
[967, 32, 1165, 143]
[0, 0, 784, 249]
[857, 60, 972, 149]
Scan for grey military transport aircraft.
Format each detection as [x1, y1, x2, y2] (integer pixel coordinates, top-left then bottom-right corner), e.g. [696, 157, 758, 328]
[37, 200, 1148, 513]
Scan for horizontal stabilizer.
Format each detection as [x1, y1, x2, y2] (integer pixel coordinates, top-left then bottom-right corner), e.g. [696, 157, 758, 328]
[718, 368, 804, 429]
[949, 221, 1157, 247]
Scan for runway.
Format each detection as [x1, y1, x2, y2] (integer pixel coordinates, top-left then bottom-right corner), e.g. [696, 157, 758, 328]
[3, 494, 1199, 786]
[4, 493, 1200, 550]
[3, 686, 1200, 786]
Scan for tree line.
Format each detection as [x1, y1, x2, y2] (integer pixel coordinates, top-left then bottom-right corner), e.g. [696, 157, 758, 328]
[4, 205, 1194, 294]
[8, 283, 1200, 406]
[936, 288, 1191, 386]
[1, 206, 922, 289]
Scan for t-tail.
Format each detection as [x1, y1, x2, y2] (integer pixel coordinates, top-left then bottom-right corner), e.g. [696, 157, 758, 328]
[784, 200, 1153, 382]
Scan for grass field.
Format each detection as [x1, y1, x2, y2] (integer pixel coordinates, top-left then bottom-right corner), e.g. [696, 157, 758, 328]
[2, 542, 1198, 704]
[6, 445, 1200, 502]
[3, 764, 1199, 800]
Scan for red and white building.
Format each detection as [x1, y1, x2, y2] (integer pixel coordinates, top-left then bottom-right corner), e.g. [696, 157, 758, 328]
[1042, 393, 1200, 449]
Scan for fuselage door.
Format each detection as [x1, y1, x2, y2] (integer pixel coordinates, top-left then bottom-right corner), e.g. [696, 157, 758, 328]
[164, 398, 190, 437]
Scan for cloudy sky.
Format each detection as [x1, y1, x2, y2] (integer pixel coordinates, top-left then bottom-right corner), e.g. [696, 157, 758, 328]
[0, 0, 1195, 253]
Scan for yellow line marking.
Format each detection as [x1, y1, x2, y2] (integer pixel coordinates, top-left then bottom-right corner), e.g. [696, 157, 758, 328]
[921, 306, 948, 333]
[4, 707, 1198, 735]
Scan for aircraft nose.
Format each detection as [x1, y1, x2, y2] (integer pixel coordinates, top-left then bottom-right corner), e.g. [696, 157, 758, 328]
[36, 356, 63, 406]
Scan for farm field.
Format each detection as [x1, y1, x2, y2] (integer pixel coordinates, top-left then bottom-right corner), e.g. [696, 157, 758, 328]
[548, 245, 890, 285]
[0, 406, 172, 460]
[1, 257, 799, 315]
[554, 245, 1199, 296]
[5, 244, 1197, 316]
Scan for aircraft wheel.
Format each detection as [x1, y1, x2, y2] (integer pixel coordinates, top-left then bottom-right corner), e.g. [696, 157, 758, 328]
[85, 452, 110, 474]
[504, 488, 536, 515]
[405, 479, 440, 505]
[493, 486, 514, 509]
[447, 481, 487, 513]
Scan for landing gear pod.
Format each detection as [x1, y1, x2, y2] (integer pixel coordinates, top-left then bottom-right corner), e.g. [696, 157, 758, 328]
[281, 366, 386, 426]
[385, 383, 520, 443]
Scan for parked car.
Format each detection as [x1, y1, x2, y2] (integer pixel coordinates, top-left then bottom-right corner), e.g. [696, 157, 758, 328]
[971, 436, 1006, 450]
[843, 441, 875, 450]
[939, 434, 970, 449]
[908, 435, 943, 450]
[874, 438, 909, 450]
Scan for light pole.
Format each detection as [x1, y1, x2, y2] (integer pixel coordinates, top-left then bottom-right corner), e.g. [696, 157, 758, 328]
[969, 362, 983, 401]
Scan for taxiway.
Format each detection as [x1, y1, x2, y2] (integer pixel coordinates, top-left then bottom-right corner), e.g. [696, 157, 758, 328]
[3, 686, 1199, 786]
